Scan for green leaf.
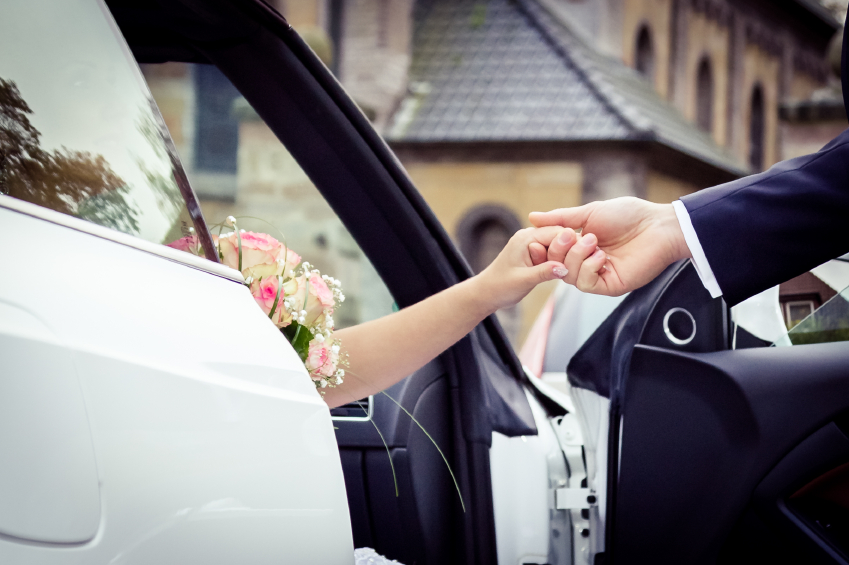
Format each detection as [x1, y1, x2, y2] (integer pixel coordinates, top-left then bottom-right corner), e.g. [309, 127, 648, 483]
[282, 322, 311, 362]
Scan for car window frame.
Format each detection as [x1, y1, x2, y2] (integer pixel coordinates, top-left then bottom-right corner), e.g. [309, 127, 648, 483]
[0, 194, 241, 282]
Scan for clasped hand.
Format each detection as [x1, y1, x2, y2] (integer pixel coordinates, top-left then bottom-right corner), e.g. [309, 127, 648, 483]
[524, 197, 692, 297]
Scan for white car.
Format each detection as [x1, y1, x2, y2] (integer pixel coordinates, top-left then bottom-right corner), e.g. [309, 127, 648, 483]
[0, 1, 580, 564]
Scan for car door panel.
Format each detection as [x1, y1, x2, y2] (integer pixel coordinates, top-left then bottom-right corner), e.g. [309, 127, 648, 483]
[616, 342, 849, 562]
[567, 259, 849, 564]
[747, 421, 849, 564]
[0, 206, 353, 563]
[0, 302, 101, 544]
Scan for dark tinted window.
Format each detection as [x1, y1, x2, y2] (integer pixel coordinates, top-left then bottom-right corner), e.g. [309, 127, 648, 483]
[194, 65, 240, 174]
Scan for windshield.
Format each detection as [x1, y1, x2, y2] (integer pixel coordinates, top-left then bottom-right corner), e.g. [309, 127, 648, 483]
[0, 0, 208, 252]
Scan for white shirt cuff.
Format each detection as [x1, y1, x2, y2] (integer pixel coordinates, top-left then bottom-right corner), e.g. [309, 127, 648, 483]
[672, 200, 722, 298]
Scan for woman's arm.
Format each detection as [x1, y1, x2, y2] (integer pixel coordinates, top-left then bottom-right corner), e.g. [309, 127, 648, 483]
[322, 226, 568, 409]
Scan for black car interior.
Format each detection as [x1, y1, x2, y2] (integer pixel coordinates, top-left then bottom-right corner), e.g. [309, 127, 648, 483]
[105, 1, 559, 563]
[570, 260, 849, 564]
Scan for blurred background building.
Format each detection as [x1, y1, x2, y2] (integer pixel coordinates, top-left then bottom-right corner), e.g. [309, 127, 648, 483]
[142, 0, 846, 344]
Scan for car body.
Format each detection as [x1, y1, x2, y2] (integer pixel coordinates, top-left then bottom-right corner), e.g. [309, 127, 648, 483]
[0, 1, 576, 564]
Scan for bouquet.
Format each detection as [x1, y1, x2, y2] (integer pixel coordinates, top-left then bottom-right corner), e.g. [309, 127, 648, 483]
[167, 218, 347, 392]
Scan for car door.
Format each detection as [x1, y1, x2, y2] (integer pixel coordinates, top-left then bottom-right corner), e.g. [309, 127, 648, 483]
[567, 259, 849, 564]
[104, 1, 576, 564]
[0, 1, 352, 562]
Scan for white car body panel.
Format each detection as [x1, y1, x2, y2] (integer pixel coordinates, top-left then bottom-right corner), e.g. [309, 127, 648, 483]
[491, 391, 571, 565]
[0, 206, 353, 563]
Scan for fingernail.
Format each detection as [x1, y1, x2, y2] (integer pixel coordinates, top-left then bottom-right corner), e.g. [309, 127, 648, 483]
[558, 231, 573, 244]
[553, 266, 568, 278]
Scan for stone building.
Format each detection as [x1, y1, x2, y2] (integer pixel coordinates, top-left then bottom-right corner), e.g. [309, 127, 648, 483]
[142, 0, 843, 344]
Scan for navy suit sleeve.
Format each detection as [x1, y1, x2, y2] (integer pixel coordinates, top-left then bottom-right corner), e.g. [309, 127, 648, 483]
[680, 127, 849, 307]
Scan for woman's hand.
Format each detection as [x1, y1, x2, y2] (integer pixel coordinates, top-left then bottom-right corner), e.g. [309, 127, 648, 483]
[324, 225, 568, 408]
[472, 226, 570, 313]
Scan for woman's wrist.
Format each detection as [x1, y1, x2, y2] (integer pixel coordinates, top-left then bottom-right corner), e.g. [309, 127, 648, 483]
[461, 272, 502, 319]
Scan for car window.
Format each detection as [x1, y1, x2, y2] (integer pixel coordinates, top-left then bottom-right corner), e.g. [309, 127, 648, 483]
[0, 0, 203, 250]
[774, 285, 849, 347]
[142, 63, 395, 328]
[731, 257, 849, 348]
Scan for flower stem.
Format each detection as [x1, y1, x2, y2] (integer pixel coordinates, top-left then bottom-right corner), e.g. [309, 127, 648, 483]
[379, 390, 465, 512]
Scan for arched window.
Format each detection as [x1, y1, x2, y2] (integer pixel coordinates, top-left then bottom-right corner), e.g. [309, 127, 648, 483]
[635, 25, 655, 82]
[457, 205, 521, 274]
[696, 56, 713, 133]
[457, 205, 522, 342]
[749, 84, 765, 171]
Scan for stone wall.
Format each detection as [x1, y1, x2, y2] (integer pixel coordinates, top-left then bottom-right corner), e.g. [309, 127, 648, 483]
[399, 156, 582, 344]
[334, 0, 414, 132]
[646, 170, 699, 203]
[605, 0, 836, 168]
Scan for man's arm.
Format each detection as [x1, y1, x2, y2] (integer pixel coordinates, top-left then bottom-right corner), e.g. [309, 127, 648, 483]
[680, 128, 849, 305]
[531, 127, 849, 306]
[671, 200, 721, 298]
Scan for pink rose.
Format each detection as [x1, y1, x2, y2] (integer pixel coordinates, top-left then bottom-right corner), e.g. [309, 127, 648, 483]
[305, 339, 339, 379]
[218, 231, 282, 271]
[249, 276, 293, 327]
[280, 248, 302, 272]
[288, 274, 335, 327]
[166, 235, 202, 256]
[309, 274, 335, 308]
[242, 246, 302, 281]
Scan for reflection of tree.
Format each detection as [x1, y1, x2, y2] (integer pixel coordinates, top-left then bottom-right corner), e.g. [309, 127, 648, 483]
[0, 77, 138, 232]
[136, 103, 181, 218]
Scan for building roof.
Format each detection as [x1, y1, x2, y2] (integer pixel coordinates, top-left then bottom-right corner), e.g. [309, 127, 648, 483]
[386, 0, 748, 177]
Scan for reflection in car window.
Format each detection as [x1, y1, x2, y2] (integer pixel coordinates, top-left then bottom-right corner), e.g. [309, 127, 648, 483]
[0, 0, 207, 253]
[142, 63, 395, 328]
[774, 285, 849, 347]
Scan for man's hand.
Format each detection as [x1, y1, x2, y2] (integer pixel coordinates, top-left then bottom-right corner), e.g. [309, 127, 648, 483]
[528, 197, 691, 296]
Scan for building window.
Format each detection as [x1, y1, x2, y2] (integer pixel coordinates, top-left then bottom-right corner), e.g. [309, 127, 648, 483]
[635, 24, 655, 82]
[194, 65, 240, 174]
[457, 206, 520, 274]
[328, 0, 345, 75]
[749, 84, 765, 171]
[783, 300, 816, 329]
[696, 56, 713, 133]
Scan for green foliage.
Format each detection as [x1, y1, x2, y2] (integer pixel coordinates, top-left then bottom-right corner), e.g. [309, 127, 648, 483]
[283, 321, 312, 362]
[470, 2, 487, 29]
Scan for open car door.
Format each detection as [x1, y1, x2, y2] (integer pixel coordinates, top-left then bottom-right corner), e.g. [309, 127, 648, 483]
[568, 260, 849, 565]
[106, 1, 572, 564]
